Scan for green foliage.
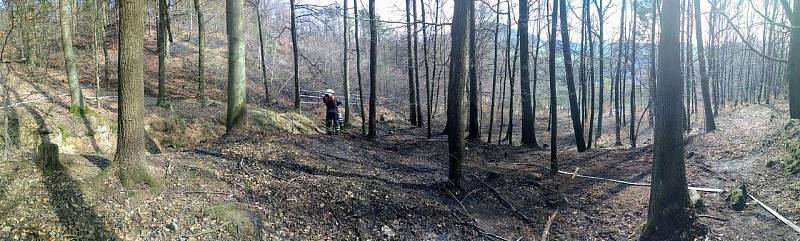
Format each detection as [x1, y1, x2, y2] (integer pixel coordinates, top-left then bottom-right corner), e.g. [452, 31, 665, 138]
[116, 163, 159, 193]
[69, 105, 89, 116]
[724, 184, 747, 211]
[208, 202, 249, 227]
[781, 121, 800, 174]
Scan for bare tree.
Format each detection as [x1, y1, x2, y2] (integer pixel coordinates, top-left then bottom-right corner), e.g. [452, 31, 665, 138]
[447, 0, 470, 190]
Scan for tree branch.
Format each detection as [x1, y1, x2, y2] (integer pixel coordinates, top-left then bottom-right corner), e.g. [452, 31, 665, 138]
[716, 11, 789, 63]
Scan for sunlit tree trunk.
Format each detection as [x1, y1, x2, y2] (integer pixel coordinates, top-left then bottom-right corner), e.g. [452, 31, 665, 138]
[157, 0, 168, 107]
[59, 0, 85, 113]
[342, 0, 351, 127]
[115, 0, 155, 188]
[226, 0, 247, 133]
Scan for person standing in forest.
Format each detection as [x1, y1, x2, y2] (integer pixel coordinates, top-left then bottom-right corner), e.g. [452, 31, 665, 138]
[323, 89, 342, 135]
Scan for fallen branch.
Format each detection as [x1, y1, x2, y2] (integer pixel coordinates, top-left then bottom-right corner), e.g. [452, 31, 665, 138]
[697, 214, 728, 222]
[446, 190, 511, 241]
[541, 208, 559, 241]
[471, 174, 536, 226]
[748, 194, 800, 233]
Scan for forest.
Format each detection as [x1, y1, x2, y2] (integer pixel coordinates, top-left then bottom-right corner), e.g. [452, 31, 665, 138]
[0, 0, 799, 240]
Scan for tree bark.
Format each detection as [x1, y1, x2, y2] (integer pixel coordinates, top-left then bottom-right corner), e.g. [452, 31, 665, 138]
[595, 0, 605, 143]
[488, 0, 500, 143]
[59, 0, 85, 113]
[255, 2, 270, 104]
[291, 0, 301, 109]
[693, 0, 716, 131]
[639, 0, 691, 238]
[354, 0, 366, 134]
[194, 0, 207, 105]
[342, 0, 351, 127]
[447, 0, 470, 190]
[789, 0, 800, 118]
[226, 0, 247, 133]
[467, 0, 480, 141]
[630, 0, 638, 148]
[157, 0, 168, 107]
[406, 0, 418, 125]
[519, 0, 539, 147]
[559, 0, 587, 152]
[548, 0, 559, 175]
[115, 0, 154, 188]
[367, 0, 378, 139]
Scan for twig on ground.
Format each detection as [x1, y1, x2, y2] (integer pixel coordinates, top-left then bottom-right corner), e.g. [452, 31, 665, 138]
[446, 189, 511, 241]
[183, 191, 233, 196]
[541, 208, 559, 241]
[471, 174, 536, 226]
[697, 214, 728, 222]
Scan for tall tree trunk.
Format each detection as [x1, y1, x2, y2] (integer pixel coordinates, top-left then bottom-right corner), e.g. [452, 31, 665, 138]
[467, 0, 480, 140]
[640, 0, 691, 238]
[194, 0, 207, 105]
[488, 0, 501, 143]
[226, 0, 247, 133]
[548, 0, 559, 175]
[59, 0, 85, 113]
[157, 0, 168, 107]
[422, 0, 433, 138]
[405, 0, 418, 125]
[650, 0, 658, 127]
[367, 0, 378, 139]
[693, 0, 716, 132]
[93, 0, 103, 109]
[354, 0, 366, 134]
[413, 0, 423, 127]
[630, 0, 638, 148]
[505, 1, 516, 144]
[342, 0, 351, 127]
[595, 0, 605, 143]
[291, 0, 301, 109]
[519, 0, 539, 147]
[447, 0, 470, 190]
[115, 0, 155, 188]
[255, 2, 270, 104]
[559, 0, 587, 152]
[614, 0, 626, 146]
[789, 0, 800, 119]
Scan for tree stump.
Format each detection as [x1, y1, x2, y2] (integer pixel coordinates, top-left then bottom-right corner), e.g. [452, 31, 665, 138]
[37, 142, 60, 171]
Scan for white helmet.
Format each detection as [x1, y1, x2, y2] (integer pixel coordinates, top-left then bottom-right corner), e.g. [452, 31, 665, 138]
[325, 89, 335, 95]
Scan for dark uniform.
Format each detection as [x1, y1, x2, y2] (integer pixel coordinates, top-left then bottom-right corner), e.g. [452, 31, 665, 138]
[323, 94, 341, 134]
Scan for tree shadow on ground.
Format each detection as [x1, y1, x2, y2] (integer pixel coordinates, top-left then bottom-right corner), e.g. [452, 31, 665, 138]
[40, 165, 118, 240]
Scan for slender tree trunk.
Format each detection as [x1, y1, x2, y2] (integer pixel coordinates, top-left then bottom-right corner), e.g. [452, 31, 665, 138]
[405, 0, 418, 125]
[291, 0, 301, 109]
[650, 0, 658, 127]
[559, 0, 587, 152]
[115, 0, 155, 188]
[256, 3, 270, 104]
[548, 0, 559, 175]
[630, 0, 638, 148]
[59, 0, 85, 113]
[194, 0, 207, 105]
[640, 0, 691, 238]
[342, 0, 351, 127]
[225, 0, 247, 133]
[467, 0, 480, 140]
[447, 0, 470, 190]
[614, 0, 626, 146]
[93, 0, 103, 109]
[157, 0, 168, 107]
[595, 0, 605, 142]
[505, 1, 516, 144]
[693, 0, 716, 132]
[367, 0, 378, 139]
[413, 0, 423, 128]
[488, 0, 501, 143]
[422, 0, 432, 138]
[354, 0, 366, 134]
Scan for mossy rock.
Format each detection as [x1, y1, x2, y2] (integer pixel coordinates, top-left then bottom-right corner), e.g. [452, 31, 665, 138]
[724, 184, 748, 211]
